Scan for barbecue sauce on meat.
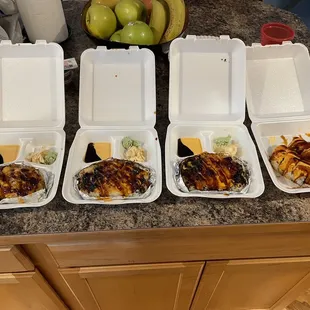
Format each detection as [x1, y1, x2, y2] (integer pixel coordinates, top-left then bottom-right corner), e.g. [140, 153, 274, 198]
[77, 159, 151, 198]
[0, 164, 45, 199]
[270, 136, 310, 186]
[179, 152, 248, 192]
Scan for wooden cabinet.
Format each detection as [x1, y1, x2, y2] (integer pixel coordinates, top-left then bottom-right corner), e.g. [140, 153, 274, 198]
[0, 269, 67, 310]
[191, 258, 310, 310]
[0, 245, 34, 272]
[2, 224, 310, 310]
[61, 262, 204, 310]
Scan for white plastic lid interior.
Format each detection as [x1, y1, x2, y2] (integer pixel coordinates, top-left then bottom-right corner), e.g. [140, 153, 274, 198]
[246, 42, 310, 122]
[79, 47, 156, 128]
[169, 36, 246, 123]
[0, 41, 65, 129]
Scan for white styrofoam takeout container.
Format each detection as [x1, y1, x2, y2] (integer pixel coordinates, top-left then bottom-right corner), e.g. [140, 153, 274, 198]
[0, 40, 65, 209]
[62, 46, 162, 205]
[165, 35, 265, 198]
[247, 41, 310, 193]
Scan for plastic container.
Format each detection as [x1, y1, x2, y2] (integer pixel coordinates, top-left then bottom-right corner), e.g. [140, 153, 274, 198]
[247, 41, 310, 193]
[261, 23, 294, 46]
[165, 35, 265, 198]
[0, 40, 65, 209]
[62, 46, 162, 205]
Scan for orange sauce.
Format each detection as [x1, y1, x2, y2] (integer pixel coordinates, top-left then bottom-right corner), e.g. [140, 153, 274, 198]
[0, 145, 19, 163]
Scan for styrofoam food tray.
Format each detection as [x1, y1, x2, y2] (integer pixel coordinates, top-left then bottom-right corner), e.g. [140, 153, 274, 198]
[252, 120, 310, 193]
[248, 41, 310, 193]
[165, 35, 265, 198]
[62, 47, 162, 205]
[0, 41, 65, 209]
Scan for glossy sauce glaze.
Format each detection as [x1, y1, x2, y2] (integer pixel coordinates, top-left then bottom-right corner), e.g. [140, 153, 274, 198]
[77, 159, 152, 198]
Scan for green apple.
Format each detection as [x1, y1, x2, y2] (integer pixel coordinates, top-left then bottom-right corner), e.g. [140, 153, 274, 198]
[86, 4, 117, 39]
[91, 0, 120, 9]
[115, 0, 146, 27]
[121, 21, 154, 45]
[110, 29, 122, 42]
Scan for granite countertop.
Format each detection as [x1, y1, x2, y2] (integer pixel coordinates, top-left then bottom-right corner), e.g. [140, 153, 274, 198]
[0, 0, 310, 236]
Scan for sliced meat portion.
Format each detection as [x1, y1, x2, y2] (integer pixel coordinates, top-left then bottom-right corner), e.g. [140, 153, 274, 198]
[278, 151, 299, 176]
[291, 161, 310, 186]
[179, 152, 249, 192]
[288, 136, 310, 154]
[77, 158, 152, 199]
[0, 164, 45, 200]
[270, 136, 310, 186]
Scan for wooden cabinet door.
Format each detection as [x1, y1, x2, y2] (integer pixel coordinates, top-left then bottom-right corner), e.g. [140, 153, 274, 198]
[61, 262, 204, 310]
[0, 269, 67, 309]
[191, 258, 310, 310]
[0, 245, 34, 272]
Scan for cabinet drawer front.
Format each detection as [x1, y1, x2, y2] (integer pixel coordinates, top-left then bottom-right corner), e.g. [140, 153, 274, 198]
[0, 246, 34, 272]
[48, 240, 166, 267]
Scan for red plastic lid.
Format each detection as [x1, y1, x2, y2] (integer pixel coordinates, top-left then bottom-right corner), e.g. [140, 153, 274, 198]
[261, 23, 295, 45]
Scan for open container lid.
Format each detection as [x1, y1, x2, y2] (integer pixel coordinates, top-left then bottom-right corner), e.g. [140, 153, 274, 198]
[0, 40, 65, 130]
[246, 41, 310, 123]
[79, 46, 156, 128]
[169, 35, 246, 124]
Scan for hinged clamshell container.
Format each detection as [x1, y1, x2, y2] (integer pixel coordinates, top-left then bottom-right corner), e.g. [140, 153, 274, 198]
[248, 41, 310, 193]
[165, 35, 265, 198]
[62, 46, 162, 204]
[0, 40, 66, 209]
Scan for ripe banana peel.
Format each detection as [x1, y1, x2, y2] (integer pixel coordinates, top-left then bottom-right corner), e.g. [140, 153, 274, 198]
[160, 0, 185, 43]
[149, 0, 169, 44]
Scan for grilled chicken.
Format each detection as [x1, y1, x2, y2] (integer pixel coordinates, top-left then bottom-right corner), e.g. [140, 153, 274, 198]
[0, 164, 45, 200]
[270, 136, 310, 186]
[179, 152, 249, 192]
[77, 158, 152, 199]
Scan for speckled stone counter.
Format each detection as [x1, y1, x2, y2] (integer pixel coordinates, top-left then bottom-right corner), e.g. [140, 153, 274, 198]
[0, 0, 310, 236]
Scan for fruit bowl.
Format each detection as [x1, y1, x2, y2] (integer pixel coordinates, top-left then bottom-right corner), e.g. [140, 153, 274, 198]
[81, 0, 189, 54]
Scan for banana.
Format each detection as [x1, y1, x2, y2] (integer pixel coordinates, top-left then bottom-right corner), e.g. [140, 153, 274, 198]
[91, 0, 120, 9]
[149, 0, 169, 44]
[160, 0, 185, 43]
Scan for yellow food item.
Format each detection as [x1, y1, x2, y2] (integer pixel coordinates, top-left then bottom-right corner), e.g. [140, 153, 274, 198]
[124, 146, 146, 162]
[149, 0, 169, 44]
[160, 0, 185, 43]
[281, 135, 288, 146]
[268, 136, 276, 145]
[0, 145, 19, 163]
[213, 144, 238, 157]
[181, 138, 202, 155]
[94, 143, 111, 160]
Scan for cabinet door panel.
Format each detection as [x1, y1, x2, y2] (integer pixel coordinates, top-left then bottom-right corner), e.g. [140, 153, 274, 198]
[0, 245, 34, 272]
[191, 258, 310, 310]
[0, 269, 67, 310]
[61, 262, 204, 310]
